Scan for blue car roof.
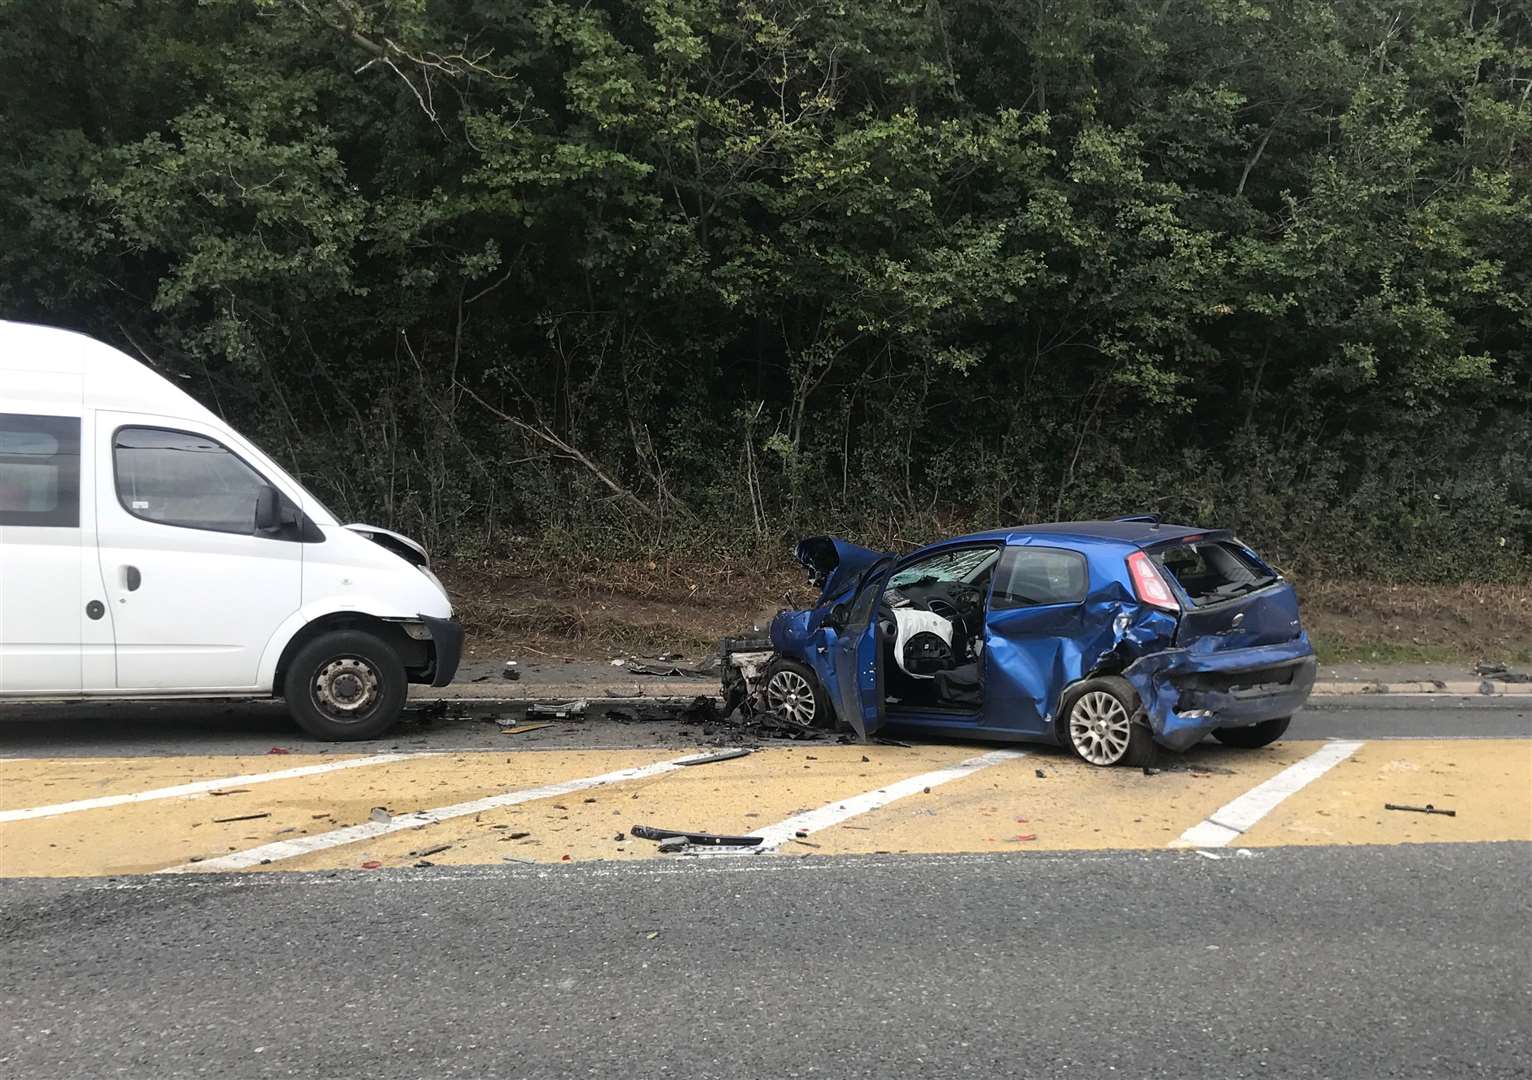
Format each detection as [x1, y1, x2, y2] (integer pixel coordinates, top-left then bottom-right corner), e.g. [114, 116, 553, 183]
[943, 520, 1218, 548]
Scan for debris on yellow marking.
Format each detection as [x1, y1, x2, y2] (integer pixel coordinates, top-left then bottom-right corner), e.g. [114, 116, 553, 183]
[0, 754, 360, 812]
[810, 742, 1320, 855]
[0, 750, 676, 878]
[1239, 740, 1532, 846]
[268, 743, 982, 871]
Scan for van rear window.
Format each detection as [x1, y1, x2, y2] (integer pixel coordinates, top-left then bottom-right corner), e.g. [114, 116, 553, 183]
[1153, 541, 1276, 607]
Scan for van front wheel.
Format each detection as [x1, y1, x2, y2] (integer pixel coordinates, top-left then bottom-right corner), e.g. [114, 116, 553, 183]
[283, 630, 407, 741]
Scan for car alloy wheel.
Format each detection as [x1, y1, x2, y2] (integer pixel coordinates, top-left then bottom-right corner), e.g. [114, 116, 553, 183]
[766, 668, 818, 727]
[1068, 690, 1133, 766]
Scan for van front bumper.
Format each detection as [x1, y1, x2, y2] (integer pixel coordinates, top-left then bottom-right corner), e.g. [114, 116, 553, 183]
[1122, 637, 1318, 752]
[420, 615, 465, 687]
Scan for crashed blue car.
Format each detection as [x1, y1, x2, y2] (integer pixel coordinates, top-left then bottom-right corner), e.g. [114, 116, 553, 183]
[723, 519, 1317, 766]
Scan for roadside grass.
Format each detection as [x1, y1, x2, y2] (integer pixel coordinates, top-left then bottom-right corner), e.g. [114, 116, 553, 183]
[437, 554, 1532, 670]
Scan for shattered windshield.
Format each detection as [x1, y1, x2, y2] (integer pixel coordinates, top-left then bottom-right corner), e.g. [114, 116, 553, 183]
[887, 547, 1000, 590]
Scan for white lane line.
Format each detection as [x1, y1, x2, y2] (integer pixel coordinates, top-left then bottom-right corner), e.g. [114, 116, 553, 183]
[0, 753, 414, 824]
[162, 753, 702, 873]
[709, 748, 1028, 856]
[1172, 740, 1364, 849]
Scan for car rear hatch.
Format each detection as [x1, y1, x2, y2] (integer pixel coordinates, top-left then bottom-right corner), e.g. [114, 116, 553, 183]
[1146, 532, 1302, 652]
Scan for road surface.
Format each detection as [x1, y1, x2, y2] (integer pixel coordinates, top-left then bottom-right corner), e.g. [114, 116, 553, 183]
[1, 695, 1528, 1078]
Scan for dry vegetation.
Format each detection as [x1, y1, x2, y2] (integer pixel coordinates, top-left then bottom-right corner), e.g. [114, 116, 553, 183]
[437, 555, 1532, 667]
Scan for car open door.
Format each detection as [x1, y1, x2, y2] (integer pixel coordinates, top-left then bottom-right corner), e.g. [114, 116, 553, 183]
[826, 563, 890, 740]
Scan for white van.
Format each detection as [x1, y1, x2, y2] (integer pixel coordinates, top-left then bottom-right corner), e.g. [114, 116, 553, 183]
[0, 321, 462, 739]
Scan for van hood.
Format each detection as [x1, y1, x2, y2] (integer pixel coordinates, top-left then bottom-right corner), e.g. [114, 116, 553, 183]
[344, 524, 430, 569]
[794, 536, 890, 604]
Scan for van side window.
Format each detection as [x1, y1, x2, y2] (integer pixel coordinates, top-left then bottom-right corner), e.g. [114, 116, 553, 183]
[113, 427, 267, 535]
[0, 413, 80, 527]
[991, 547, 1088, 608]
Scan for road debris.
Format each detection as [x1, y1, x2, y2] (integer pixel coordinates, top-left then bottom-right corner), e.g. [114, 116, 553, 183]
[411, 844, 452, 858]
[211, 812, 271, 824]
[208, 789, 250, 797]
[499, 722, 554, 736]
[676, 748, 753, 766]
[526, 700, 587, 720]
[368, 807, 392, 823]
[874, 737, 913, 748]
[1035, 769, 1047, 779]
[791, 838, 821, 849]
[1384, 802, 1457, 816]
[1012, 834, 1037, 842]
[360, 860, 382, 869]
[631, 824, 764, 847]
[628, 662, 710, 678]
[267, 747, 291, 755]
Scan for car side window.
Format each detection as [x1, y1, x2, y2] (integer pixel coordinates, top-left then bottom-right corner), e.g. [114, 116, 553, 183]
[991, 547, 1088, 608]
[0, 413, 80, 528]
[113, 426, 268, 535]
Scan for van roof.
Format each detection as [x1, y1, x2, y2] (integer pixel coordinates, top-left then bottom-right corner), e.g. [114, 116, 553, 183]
[0, 320, 219, 423]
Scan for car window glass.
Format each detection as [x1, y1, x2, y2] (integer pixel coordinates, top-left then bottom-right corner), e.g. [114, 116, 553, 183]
[887, 547, 999, 592]
[113, 427, 267, 534]
[992, 547, 1088, 608]
[0, 413, 80, 527]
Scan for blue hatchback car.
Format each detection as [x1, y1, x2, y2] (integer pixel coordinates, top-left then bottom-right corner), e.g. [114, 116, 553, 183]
[728, 519, 1317, 766]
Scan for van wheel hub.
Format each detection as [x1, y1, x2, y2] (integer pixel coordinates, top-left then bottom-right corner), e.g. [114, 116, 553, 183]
[315, 658, 380, 717]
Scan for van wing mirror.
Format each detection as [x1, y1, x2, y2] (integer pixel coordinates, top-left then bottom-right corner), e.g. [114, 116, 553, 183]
[254, 484, 282, 533]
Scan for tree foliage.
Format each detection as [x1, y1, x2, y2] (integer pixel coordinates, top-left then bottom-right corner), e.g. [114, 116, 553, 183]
[2, 0, 1528, 579]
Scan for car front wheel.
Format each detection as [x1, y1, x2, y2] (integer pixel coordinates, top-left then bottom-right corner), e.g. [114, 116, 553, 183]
[283, 629, 408, 741]
[1212, 716, 1291, 748]
[763, 658, 832, 729]
[1064, 676, 1155, 768]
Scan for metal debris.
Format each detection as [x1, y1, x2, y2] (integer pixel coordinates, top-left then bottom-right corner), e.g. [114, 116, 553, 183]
[675, 748, 753, 766]
[1384, 802, 1457, 817]
[526, 700, 587, 720]
[212, 812, 271, 824]
[631, 824, 764, 847]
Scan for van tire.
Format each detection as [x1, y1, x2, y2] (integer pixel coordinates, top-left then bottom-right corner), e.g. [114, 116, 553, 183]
[1213, 716, 1291, 749]
[1061, 676, 1156, 768]
[283, 630, 408, 741]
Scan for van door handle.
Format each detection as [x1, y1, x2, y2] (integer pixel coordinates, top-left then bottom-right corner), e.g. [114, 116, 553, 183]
[124, 565, 141, 592]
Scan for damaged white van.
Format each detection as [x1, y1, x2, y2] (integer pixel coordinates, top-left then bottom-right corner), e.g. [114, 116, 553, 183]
[0, 321, 461, 739]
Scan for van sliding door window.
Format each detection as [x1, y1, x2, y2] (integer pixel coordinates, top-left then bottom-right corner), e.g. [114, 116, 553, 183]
[113, 427, 267, 535]
[0, 413, 80, 527]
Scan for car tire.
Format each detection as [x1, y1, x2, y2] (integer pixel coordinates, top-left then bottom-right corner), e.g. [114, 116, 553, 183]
[283, 630, 408, 741]
[763, 658, 833, 729]
[1212, 716, 1291, 749]
[1062, 676, 1156, 768]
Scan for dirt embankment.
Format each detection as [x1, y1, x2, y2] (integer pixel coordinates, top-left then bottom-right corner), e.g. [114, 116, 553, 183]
[436, 555, 1532, 668]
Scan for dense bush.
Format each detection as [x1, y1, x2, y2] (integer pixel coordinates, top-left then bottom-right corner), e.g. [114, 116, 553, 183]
[2, 0, 1528, 580]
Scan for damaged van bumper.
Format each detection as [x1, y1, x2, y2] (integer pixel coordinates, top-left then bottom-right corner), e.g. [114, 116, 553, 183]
[1124, 637, 1317, 751]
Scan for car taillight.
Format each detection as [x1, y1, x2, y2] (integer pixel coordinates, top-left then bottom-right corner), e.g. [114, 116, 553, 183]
[1127, 550, 1179, 612]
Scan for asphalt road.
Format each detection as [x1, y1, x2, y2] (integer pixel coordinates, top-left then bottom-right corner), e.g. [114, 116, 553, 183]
[0, 695, 1527, 758]
[2, 844, 1528, 1079]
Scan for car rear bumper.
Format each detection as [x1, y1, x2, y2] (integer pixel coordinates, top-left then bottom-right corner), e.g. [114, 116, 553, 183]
[420, 615, 464, 687]
[1122, 636, 1318, 752]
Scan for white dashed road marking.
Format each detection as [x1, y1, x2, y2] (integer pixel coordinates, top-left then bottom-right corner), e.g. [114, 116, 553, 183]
[1172, 740, 1365, 848]
[0, 753, 415, 824]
